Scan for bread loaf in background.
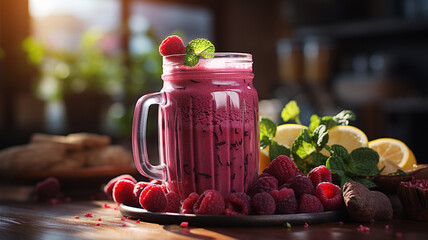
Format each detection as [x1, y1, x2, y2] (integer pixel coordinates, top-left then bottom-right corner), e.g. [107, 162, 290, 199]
[0, 133, 132, 174]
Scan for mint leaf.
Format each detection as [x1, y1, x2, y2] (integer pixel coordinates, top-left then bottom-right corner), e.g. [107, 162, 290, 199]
[388, 169, 406, 176]
[309, 114, 320, 133]
[326, 156, 346, 173]
[346, 147, 380, 177]
[292, 129, 316, 160]
[326, 156, 353, 189]
[259, 117, 277, 141]
[327, 147, 380, 189]
[183, 38, 215, 67]
[333, 110, 356, 125]
[324, 144, 331, 153]
[281, 100, 301, 124]
[319, 116, 337, 130]
[309, 152, 328, 167]
[269, 141, 291, 160]
[260, 135, 271, 149]
[330, 145, 349, 161]
[312, 125, 329, 151]
[339, 174, 354, 189]
[183, 54, 199, 67]
[354, 177, 377, 189]
[312, 110, 356, 132]
[292, 153, 309, 174]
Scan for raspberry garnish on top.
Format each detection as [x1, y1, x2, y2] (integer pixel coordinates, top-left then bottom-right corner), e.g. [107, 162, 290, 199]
[159, 35, 185, 56]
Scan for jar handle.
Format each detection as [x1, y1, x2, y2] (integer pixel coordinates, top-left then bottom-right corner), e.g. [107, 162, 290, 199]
[132, 92, 167, 181]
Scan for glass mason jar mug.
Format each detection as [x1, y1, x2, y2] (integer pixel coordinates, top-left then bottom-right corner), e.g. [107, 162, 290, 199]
[132, 53, 259, 200]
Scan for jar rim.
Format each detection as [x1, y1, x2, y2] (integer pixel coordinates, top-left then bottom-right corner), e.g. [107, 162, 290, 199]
[162, 52, 253, 74]
[163, 52, 252, 60]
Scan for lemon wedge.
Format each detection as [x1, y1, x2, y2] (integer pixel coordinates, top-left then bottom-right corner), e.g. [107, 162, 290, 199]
[368, 138, 417, 173]
[321, 125, 368, 155]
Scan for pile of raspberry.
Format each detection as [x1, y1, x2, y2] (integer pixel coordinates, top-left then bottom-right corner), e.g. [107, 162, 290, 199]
[105, 155, 343, 215]
[250, 155, 344, 214]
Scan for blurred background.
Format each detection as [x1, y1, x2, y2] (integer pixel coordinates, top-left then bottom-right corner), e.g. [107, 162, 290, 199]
[1, 0, 428, 163]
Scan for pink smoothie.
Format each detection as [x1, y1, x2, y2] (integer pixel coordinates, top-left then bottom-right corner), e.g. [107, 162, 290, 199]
[160, 55, 259, 199]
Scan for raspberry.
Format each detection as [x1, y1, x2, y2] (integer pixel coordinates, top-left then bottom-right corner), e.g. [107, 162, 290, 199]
[270, 188, 297, 214]
[139, 185, 167, 212]
[133, 181, 152, 199]
[193, 190, 225, 215]
[278, 182, 291, 190]
[263, 155, 299, 185]
[308, 165, 332, 187]
[112, 180, 139, 207]
[248, 175, 278, 196]
[289, 175, 315, 199]
[35, 177, 61, 201]
[251, 192, 276, 215]
[141, 180, 168, 193]
[225, 192, 251, 215]
[104, 174, 137, 198]
[298, 194, 324, 213]
[164, 191, 181, 213]
[149, 179, 163, 185]
[259, 172, 272, 178]
[159, 35, 185, 56]
[181, 192, 199, 214]
[315, 182, 343, 211]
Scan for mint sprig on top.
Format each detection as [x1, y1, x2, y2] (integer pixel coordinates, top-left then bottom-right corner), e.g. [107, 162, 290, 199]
[183, 38, 215, 67]
[159, 36, 215, 67]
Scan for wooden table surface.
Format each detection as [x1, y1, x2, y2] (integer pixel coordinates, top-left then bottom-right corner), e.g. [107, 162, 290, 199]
[1, 200, 427, 240]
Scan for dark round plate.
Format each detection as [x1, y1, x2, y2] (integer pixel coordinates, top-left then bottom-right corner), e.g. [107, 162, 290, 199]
[120, 204, 345, 227]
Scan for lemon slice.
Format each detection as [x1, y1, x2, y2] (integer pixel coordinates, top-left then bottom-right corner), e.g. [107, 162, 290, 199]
[377, 159, 400, 175]
[259, 124, 306, 173]
[368, 138, 417, 172]
[321, 125, 368, 155]
[273, 124, 307, 148]
[259, 149, 270, 174]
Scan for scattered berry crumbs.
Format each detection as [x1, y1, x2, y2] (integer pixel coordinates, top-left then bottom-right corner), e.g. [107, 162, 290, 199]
[95, 223, 100, 226]
[136, 219, 140, 223]
[122, 223, 126, 227]
[98, 218, 101, 221]
[104, 203, 111, 208]
[304, 222, 309, 228]
[357, 225, 370, 233]
[74, 216, 79, 219]
[84, 212, 93, 217]
[180, 222, 189, 228]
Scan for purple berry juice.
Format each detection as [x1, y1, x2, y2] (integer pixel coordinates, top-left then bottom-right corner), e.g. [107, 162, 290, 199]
[133, 53, 259, 200]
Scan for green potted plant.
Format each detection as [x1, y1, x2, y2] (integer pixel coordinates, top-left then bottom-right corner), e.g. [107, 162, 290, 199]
[23, 29, 162, 135]
[23, 30, 125, 132]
